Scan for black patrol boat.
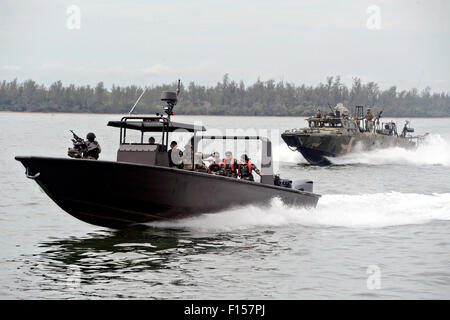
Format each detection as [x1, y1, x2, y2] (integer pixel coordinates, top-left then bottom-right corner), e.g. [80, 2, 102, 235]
[15, 84, 320, 229]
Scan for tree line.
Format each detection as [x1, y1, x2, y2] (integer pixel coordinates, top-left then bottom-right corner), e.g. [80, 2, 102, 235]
[0, 75, 449, 117]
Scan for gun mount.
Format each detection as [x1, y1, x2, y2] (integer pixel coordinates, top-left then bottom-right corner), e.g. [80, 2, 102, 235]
[67, 130, 87, 158]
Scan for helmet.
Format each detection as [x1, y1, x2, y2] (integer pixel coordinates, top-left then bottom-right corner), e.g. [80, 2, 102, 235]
[86, 132, 96, 142]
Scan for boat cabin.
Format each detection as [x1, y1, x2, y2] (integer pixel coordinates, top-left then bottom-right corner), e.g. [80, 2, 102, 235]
[107, 116, 206, 167]
[107, 116, 277, 185]
[104, 84, 294, 188]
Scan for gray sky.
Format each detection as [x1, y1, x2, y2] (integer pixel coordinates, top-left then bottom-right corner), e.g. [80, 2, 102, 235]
[1, 0, 449, 92]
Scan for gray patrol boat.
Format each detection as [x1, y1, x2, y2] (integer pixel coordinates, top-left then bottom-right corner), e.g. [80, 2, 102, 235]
[282, 104, 427, 164]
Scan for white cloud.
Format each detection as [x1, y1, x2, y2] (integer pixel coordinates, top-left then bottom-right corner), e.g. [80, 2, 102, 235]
[142, 64, 173, 75]
[3, 65, 20, 71]
[142, 61, 223, 77]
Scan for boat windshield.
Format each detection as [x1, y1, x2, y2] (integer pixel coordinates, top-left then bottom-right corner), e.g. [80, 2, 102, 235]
[308, 118, 342, 128]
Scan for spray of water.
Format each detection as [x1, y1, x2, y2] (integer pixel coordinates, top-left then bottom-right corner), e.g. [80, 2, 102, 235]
[327, 134, 450, 166]
[148, 192, 450, 231]
[275, 134, 450, 166]
[273, 143, 307, 164]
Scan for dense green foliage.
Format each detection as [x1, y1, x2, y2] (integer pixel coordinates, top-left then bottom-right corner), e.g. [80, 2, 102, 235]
[1, 75, 449, 116]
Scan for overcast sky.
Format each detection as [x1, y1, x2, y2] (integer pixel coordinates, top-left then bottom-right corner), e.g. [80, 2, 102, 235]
[1, 0, 449, 92]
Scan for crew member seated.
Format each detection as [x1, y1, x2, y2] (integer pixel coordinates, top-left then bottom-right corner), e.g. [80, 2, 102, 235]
[168, 141, 183, 168]
[84, 132, 101, 160]
[238, 154, 262, 182]
[148, 136, 156, 145]
[222, 151, 238, 178]
[208, 152, 223, 175]
[193, 152, 209, 173]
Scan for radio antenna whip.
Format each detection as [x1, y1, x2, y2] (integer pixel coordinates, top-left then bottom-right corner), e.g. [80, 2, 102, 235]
[129, 87, 147, 115]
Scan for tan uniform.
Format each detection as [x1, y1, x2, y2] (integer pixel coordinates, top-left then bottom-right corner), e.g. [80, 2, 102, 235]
[315, 110, 322, 118]
[365, 111, 374, 132]
[365, 111, 374, 121]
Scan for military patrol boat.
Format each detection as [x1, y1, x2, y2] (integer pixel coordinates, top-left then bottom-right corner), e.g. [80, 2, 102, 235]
[282, 104, 426, 164]
[15, 83, 320, 229]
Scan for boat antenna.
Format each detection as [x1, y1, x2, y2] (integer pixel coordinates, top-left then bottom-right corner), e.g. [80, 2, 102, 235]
[128, 87, 147, 115]
[176, 79, 181, 96]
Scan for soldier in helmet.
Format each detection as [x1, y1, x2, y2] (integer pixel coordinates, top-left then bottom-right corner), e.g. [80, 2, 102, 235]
[84, 132, 101, 160]
[238, 154, 262, 182]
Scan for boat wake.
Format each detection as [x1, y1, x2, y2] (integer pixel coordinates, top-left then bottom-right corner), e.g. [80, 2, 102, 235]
[147, 192, 450, 231]
[273, 143, 308, 164]
[326, 134, 450, 166]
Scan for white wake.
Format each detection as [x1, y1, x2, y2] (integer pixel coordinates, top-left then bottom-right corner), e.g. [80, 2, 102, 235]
[327, 134, 450, 166]
[148, 192, 450, 231]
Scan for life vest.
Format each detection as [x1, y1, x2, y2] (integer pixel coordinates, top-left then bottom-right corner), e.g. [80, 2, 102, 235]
[238, 160, 251, 176]
[209, 161, 220, 171]
[223, 158, 235, 171]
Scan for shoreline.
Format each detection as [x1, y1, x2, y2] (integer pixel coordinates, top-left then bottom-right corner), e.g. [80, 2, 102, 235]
[1, 111, 449, 119]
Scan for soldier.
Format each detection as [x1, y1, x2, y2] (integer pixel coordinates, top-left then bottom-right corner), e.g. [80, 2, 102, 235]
[238, 154, 262, 182]
[222, 151, 238, 178]
[208, 152, 223, 175]
[168, 141, 183, 168]
[193, 152, 209, 173]
[84, 132, 101, 160]
[365, 108, 375, 132]
[314, 109, 322, 119]
[402, 122, 409, 137]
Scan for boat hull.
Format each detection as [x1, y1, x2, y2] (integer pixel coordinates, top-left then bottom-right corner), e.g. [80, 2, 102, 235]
[281, 132, 416, 164]
[15, 157, 320, 228]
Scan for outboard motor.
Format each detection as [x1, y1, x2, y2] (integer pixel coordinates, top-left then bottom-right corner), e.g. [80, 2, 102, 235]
[274, 175, 292, 189]
[294, 180, 314, 193]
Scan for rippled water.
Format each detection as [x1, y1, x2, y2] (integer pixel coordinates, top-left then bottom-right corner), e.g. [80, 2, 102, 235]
[0, 112, 449, 299]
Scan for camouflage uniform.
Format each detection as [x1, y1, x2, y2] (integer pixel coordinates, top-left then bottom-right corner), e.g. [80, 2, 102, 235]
[194, 163, 209, 173]
[365, 110, 374, 121]
[192, 152, 208, 173]
[238, 161, 261, 181]
[222, 157, 238, 178]
[84, 141, 101, 160]
[315, 110, 322, 118]
[365, 110, 375, 132]
[208, 161, 223, 175]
